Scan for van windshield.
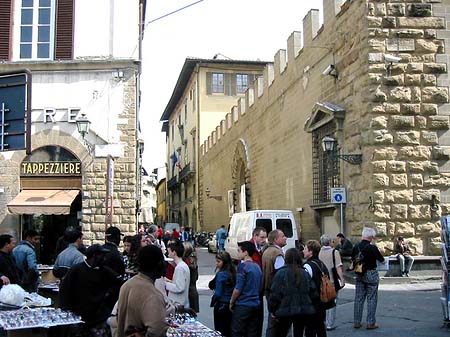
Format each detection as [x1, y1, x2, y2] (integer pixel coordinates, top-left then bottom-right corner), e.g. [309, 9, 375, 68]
[276, 219, 293, 238]
[256, 219, 272, 235]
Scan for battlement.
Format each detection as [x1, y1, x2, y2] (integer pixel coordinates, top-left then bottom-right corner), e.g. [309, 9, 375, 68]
[201, 0, 351, 156]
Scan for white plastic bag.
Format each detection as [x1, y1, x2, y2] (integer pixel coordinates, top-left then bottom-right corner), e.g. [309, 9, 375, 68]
[0, 284, 26, 306]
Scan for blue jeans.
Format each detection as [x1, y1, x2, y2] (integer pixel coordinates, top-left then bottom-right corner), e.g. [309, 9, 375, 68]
[231, 305, 261, 337]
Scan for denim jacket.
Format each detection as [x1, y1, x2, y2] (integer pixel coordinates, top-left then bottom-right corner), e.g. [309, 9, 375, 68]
[13, 240, 38, 290]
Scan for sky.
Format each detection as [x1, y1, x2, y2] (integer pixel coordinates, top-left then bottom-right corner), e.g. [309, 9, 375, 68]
[140, 0, 324, 176]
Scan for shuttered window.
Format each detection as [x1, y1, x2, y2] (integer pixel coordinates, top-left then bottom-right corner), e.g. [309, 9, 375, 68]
[0, 0, 12, 60]
[55, 0, 74, 60]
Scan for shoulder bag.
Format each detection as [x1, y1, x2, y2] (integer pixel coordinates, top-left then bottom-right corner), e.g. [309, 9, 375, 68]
[331, 249, 343, 292]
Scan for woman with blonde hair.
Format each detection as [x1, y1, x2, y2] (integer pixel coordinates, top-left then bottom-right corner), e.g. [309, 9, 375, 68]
[183, 241, 200, 312]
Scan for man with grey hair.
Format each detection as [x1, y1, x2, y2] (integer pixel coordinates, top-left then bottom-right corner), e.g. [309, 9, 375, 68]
[352, 227, 385, 330]
[319, 234, 345, 330]
[262, 229, 286, 337]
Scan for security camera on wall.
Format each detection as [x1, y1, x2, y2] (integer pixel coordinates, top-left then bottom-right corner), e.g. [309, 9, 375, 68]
[322, 64, 335, 76]
[384, 54, 401, 63]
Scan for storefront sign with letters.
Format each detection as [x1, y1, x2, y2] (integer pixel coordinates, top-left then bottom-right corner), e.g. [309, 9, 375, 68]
[21, 161, 81, 176]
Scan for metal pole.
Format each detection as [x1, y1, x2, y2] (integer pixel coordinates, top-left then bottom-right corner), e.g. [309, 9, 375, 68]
[340, 203, 344, 233]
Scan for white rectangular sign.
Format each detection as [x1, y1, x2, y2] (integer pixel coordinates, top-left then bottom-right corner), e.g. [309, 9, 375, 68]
[331, 187, 346, 204]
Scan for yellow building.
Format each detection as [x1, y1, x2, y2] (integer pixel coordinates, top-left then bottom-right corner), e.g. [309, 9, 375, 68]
[156, 178, 167, 226]
[160, 58, 267, 231]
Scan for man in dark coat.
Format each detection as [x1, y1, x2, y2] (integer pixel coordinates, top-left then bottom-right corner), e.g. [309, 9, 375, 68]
[59, 244, 123, 336]
[103, 226, 125, 278]
[0, 234, 21, 287]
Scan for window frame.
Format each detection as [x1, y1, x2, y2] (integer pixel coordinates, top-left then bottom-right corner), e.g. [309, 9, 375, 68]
[236, 74, 249, 94]
[211, 73, 225, 94]
[13, 0, 56, 61]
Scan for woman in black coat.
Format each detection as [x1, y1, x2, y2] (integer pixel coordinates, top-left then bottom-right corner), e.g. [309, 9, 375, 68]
[269, 248, 318, 337]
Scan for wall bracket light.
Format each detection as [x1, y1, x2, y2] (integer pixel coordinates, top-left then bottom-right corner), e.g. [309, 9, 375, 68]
[75, 113, 95, 156]
[321, 136, 362, 165]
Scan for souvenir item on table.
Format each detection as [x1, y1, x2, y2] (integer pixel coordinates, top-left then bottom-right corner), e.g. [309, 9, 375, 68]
[166, 313, 222, 337]
[24, 292, 52, 307]
[0, 307, 82, 330]
[0, 284, 26, 306]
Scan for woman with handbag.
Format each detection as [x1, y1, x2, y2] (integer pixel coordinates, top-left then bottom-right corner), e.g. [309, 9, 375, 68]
[208, 251, 236, 337]
[318, 235, 345, 331]
[268, 248, 318, 337]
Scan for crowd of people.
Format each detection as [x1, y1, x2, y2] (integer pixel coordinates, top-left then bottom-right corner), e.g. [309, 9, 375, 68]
[0, 223, 410, 337]
[207, 227, 391, 337]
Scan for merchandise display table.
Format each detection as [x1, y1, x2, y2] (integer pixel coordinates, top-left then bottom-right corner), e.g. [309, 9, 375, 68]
[167, 314, 222, 337]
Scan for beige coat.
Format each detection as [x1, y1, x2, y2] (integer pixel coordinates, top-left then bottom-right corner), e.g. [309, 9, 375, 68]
[117, 273, 168, 337]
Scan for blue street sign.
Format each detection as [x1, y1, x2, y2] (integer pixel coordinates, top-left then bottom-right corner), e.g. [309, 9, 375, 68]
[331, 187, 346, 204]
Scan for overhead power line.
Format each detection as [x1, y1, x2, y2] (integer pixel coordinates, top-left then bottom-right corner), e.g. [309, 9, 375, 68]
[145, 0, 205, 29]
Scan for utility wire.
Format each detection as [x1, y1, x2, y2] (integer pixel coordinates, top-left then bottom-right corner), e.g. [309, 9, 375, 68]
[145, 0, 205, 29]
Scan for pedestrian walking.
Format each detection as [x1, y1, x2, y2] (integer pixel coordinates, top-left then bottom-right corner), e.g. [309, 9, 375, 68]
[216, 225, 228, 252]
[209, 251, 236, 337]
[335, 233, 353, 257]
[53, 229, 85, 279]
[229, 241, 262, 337]
[352, 227, 385, 330]
[262, 229, 287, 337]
[268, 248, 318, 337]
[103, 226, 126, 278]
[13, 229, 40, 292]
[318, 234, 345, 331]
[303, 240, 330, 337]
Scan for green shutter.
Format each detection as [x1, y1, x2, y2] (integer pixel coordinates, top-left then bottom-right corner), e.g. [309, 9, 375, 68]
[0, 0, 11, 60]
[206, 72, 212, 95]
[224, 73, 232, 96]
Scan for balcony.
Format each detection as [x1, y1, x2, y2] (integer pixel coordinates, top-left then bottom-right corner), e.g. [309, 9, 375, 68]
[167, 176, 180, 191]
[179, 163, 195, 182]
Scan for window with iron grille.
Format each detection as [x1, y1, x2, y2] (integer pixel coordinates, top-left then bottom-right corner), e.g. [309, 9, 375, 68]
[312, 123, 340, 204]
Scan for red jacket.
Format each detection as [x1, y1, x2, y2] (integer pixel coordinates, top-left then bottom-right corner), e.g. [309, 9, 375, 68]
[249, 238, 262, 268]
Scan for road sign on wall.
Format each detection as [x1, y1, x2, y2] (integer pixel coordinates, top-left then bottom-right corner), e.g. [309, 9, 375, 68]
[331, 187, 347, 204]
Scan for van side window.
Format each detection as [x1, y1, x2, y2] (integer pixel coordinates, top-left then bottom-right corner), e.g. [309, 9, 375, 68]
[256, 219, 272, 235]
[276, 219, 293, 238]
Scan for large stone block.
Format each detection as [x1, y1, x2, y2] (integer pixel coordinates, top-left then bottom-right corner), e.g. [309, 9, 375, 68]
[421, 130, 438, 145]
[406, 238, 423, 255]
[407, 4, 432, 17]
[400, 103, 420, 114]
[391, 204, 408, 219]
[387, 160, 406, 172]
[373, 173, 390, 187]
[422, 87, 449, 103]
[408, 161, 439, 174]
[391, 173, 408, 187]
[428, 115, 450, 129]
[409, 205, 431, 220]
[387, 3, 405, 16]
[372, 130, 394, 144]
[398, 146, 431, 160]
[396, 131, 420, 145]
[385, 189, 414, 203]
[432, 146, 450, 160]
[390, 115, 415, 128]
[389, 87, 412, 102]
[397, 17, 445, 29]
[373, 147, 398, 160]
[404, 74, 421, 86]
[416, 39, 440, 53]
[410, 174, 424, 187]
[370, 116, 388, 128]
[393, 29, 424, 38]
[421, 74, 436, 86]
[424, 174, 450, 187]
[372, 160, 387, 172]
[414, 189, 440, 203]
[395, 222, 415, 236]
[421, 103, 438, 115]
[373, 190, 385, 203]
[383, 75, 404, 86]
[374, 204, 391, 220]
[374, 222, 388, 237]
[415, 116, 427, 129]
[385, 103, 401, 114]
[424, 63, 447, 74]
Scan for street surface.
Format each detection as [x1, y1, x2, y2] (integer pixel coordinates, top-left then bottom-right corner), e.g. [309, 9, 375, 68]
[195, 247, 450, 337]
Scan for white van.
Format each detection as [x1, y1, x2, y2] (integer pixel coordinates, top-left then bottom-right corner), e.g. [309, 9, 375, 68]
[224, 210, 299, 261]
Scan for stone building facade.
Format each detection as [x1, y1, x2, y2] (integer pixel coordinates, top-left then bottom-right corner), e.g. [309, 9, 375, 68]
[0, 0, 145, 263]
[199, 0, 450, 255]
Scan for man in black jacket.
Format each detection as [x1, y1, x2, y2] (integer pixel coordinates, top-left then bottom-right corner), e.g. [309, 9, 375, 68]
[0, 235, 21, 287]
[103, 226, 125, 278]
[351, 227, 385, 330]
[59, 244, 123, 336]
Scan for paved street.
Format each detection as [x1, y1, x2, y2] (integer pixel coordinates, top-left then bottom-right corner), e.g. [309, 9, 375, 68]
[195, 247, 450, 337]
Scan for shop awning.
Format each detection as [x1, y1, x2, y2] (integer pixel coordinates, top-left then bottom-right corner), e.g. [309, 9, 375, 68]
[7, 189, 79, 215]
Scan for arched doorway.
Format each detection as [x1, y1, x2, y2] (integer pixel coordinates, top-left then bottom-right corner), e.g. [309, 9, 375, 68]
[232, 139, 251, 213]
[8, 145, 82, 264]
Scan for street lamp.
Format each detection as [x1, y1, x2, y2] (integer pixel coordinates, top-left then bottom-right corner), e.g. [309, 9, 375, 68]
[75, 113, 91, 139]
[321, 136, 362, 165]
[75, 113, 94, 155]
